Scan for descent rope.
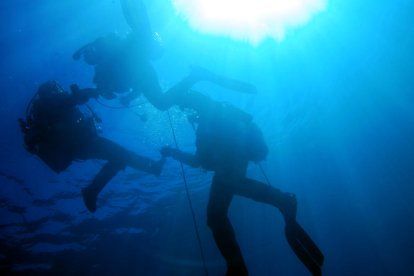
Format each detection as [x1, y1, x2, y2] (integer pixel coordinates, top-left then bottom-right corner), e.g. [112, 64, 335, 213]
[166, 110, 208, 276]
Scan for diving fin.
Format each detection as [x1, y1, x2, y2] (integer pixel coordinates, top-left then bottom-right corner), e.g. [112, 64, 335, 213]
[285, 219, 324, 276]
[189, 65, 258, 94]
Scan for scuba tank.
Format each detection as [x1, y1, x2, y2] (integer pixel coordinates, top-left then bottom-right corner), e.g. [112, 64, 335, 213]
[18, 81, 101, 173]
[190, 102, 268, 171]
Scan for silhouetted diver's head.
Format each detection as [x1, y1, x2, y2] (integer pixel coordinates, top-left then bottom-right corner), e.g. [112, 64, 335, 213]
[38, 80, 65, 97]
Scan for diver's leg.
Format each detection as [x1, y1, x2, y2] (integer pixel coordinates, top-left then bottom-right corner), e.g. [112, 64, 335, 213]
[235, 180, 324, 274]
[207, 174, 248, 276]
[127, 152, 164, 175]
[153, 70, 213, 110]
[80, 137, 163, 212]
[139, 66, 189, 110]
[120, 0, 152, 40]
[235, 178, 297, 219]
[92, 137, 164, 175]
[82, 160, 125, 213]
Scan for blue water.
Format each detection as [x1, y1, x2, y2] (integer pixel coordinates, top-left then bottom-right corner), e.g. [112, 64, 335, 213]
[1, 0, 413, 275]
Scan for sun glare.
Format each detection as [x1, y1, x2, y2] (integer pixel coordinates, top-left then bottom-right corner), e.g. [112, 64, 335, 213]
[173, 0, 327, 44]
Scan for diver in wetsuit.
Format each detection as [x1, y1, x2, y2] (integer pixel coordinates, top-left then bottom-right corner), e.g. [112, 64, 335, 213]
[160, 92, 298, 276]
[160, 70, 324, 275]
[72, 0, 256, 108]
[72, 31, 167, 107]
[19, 80, 165, 213]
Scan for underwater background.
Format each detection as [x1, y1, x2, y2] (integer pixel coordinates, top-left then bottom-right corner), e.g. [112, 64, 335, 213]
[1, 0, 413, 275]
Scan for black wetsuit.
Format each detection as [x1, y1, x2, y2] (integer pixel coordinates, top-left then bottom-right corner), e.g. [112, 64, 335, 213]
[165, 94, 291, 275]
[22, 82, 161, 212]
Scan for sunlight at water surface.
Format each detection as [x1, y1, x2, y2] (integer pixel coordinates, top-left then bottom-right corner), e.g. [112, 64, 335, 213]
[173, 0, 327, 43]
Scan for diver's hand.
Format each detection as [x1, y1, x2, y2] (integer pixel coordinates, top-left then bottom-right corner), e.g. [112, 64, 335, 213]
[70, 85, 100, 102]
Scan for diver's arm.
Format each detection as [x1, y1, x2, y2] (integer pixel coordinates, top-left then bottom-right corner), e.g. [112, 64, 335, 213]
[160, 146, 201, 168]
[69, 84, 100, 105]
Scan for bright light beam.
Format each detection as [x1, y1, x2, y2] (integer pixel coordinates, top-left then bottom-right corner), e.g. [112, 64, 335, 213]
[173, 0, 327, 44]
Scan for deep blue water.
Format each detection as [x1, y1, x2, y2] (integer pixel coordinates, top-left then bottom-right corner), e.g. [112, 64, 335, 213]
[1, 0, 413, 275]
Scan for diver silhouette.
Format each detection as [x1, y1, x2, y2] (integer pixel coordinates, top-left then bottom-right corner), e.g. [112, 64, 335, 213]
[161, 74, 324, 275]
[72, 0, 256, 108]
[19, 80, 165, 213]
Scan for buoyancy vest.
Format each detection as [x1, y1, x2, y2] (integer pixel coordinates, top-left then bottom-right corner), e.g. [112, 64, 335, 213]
[195, 103, 268, 171]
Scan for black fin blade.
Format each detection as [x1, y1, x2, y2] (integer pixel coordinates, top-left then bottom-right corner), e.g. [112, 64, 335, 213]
[285, 220, 324, 275]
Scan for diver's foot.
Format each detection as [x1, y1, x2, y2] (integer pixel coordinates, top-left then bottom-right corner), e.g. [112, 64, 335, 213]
[280, 193, 297, 220]
[82, 187, 97, 213]
[226, 264, 248, 276]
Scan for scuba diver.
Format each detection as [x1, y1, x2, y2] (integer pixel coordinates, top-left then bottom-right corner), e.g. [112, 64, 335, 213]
[160, 76, 324, 275]
[18, 80, 165, 213]
[72, 31, 166, 108]
[72, 0, 256, 108]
